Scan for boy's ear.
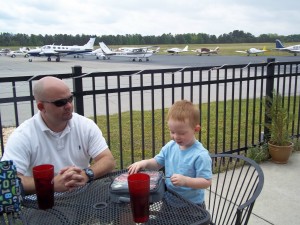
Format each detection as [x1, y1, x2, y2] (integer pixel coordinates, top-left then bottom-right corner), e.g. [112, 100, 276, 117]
[195, 125, 201, 132]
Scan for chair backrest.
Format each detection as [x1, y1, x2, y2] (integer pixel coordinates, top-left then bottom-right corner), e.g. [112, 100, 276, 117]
[206, 154, 264, 225]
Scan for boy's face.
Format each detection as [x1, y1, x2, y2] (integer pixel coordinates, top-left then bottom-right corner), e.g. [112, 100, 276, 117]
[168, 119, 199, 150]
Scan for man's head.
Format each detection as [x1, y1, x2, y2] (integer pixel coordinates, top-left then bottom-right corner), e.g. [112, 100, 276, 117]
[33, 76, 73, 132]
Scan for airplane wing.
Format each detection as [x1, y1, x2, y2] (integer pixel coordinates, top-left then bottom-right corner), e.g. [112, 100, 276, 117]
[40, 50, 61, 56]
[282, 48, 300, 53]
[235, 50, 248, 54]
[166, 48, 179, 53]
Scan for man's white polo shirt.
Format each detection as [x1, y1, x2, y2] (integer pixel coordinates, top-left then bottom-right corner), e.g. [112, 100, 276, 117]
[2, 112, 108, 176]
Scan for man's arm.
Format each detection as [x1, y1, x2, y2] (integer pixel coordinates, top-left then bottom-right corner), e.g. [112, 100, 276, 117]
[20, 149, 115, 193]
[90, 148, 116, 179]
[80, 148, 116, 183]
[17, 173, 36, 194]
[18, 166, 85, 194]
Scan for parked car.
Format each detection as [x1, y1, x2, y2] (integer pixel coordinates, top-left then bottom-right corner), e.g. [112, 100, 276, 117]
[7, 50, 29, 58]
[0, 48, 10, 56]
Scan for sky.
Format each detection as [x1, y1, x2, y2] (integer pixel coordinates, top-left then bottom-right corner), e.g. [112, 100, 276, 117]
[1, 0, 299, 37]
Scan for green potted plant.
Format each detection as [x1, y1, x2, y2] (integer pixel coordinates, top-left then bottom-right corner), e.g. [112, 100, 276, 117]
[265, 91, 293, 163]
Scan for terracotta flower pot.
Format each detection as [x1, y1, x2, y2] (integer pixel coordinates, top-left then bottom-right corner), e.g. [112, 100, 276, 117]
[268, 141, 293, 164]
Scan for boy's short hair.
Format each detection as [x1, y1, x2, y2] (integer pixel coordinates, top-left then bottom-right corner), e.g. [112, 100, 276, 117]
[167, 100, 200, 128]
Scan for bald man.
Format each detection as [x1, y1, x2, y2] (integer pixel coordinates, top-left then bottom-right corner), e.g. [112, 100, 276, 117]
[2, 76, 116, 194]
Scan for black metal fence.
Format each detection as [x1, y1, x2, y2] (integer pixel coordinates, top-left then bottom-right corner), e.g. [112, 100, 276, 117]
[1, 58, 299, 169]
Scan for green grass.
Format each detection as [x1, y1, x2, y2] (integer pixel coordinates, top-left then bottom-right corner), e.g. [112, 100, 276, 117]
[94, 97, 299, 169]
[1, 96, 299, 168]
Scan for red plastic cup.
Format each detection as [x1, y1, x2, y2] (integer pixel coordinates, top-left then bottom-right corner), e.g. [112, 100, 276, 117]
[128, 173, 150, 223]
[32, 164, 54, 210]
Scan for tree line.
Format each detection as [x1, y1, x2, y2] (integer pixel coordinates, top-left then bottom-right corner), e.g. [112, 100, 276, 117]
[0, 30, 299, 47]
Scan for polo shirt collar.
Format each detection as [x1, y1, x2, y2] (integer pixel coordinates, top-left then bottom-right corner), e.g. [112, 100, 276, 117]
[36, 111, 72, 135]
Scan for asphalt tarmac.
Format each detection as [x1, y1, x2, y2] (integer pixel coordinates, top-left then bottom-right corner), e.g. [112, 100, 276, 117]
[1, 53, 300, 77]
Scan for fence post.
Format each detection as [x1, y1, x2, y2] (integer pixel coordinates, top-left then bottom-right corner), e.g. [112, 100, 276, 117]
[264, 58, 275, 142]
[72, 66, 84, 116]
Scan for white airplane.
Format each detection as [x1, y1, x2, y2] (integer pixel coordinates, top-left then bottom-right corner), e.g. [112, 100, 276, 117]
[73, 46, 109, 60]
[99, 42, 156, 61]
[165, 45, 189, 55]
[27, 37, 96, 62]
[117, 46, 160, 54]
[91, 47, 109, 60]
[191, 47, 219, 56]
[235, 46, 268, 56]
[274, 39, 300, 56]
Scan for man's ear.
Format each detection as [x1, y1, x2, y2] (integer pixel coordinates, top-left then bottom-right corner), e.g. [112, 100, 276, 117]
[37, 101, 45, 111]
[195, 124, 201, 132]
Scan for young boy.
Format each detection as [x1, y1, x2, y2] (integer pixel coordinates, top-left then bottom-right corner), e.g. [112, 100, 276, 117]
[128, 100, 212, 206]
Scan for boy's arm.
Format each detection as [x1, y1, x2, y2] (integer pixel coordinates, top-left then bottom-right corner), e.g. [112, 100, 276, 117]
[128, 158, 162, 174]
[170, 174, 212, 189]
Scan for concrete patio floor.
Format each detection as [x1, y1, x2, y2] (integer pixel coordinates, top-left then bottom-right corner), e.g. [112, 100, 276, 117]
[248, 151, 300, 225]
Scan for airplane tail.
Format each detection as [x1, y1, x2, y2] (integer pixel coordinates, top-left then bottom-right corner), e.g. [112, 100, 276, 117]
[275, 39, 284, 48]
[84, 37, 96, 50]
[99, 42, 113, 54]
[183, 45, 189, 52]
[154, 47, 160, 53]
[263, 46, 267, 51]
[215, 47, 220, 52]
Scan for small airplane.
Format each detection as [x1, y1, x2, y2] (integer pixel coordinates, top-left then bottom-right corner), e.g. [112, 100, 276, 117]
[100, 42, 156, 61]
[117, 46, 160, 54]
[90, 47, 109, 60]
[27, 37, 96, 62]
[274, 39, 300, 56]
[191, 47, 219, 56]
[235, 46, 268, 56]
[165, 45, 189, 55]
[73, 45, 109, 60]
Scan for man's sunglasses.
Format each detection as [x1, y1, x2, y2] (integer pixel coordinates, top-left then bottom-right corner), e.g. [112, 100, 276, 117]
[42, 95, 73, 107]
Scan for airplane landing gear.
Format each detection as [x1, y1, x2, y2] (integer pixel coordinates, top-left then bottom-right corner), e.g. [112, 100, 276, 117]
[56, 57, 60, 62]
[47, 57, 51, 61]
[29, 58, 32, 62]
[139, 59, 142, 62]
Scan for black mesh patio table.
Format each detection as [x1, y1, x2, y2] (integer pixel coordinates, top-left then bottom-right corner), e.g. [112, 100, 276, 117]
[20, 170, 210, 225]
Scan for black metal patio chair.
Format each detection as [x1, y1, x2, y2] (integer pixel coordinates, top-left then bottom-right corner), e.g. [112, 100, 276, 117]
[206, 153, 264, 225]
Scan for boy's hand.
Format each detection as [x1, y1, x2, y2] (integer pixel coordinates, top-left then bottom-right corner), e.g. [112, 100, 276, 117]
[170, 174, 186, 186]
[127, 160, 147, 174]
